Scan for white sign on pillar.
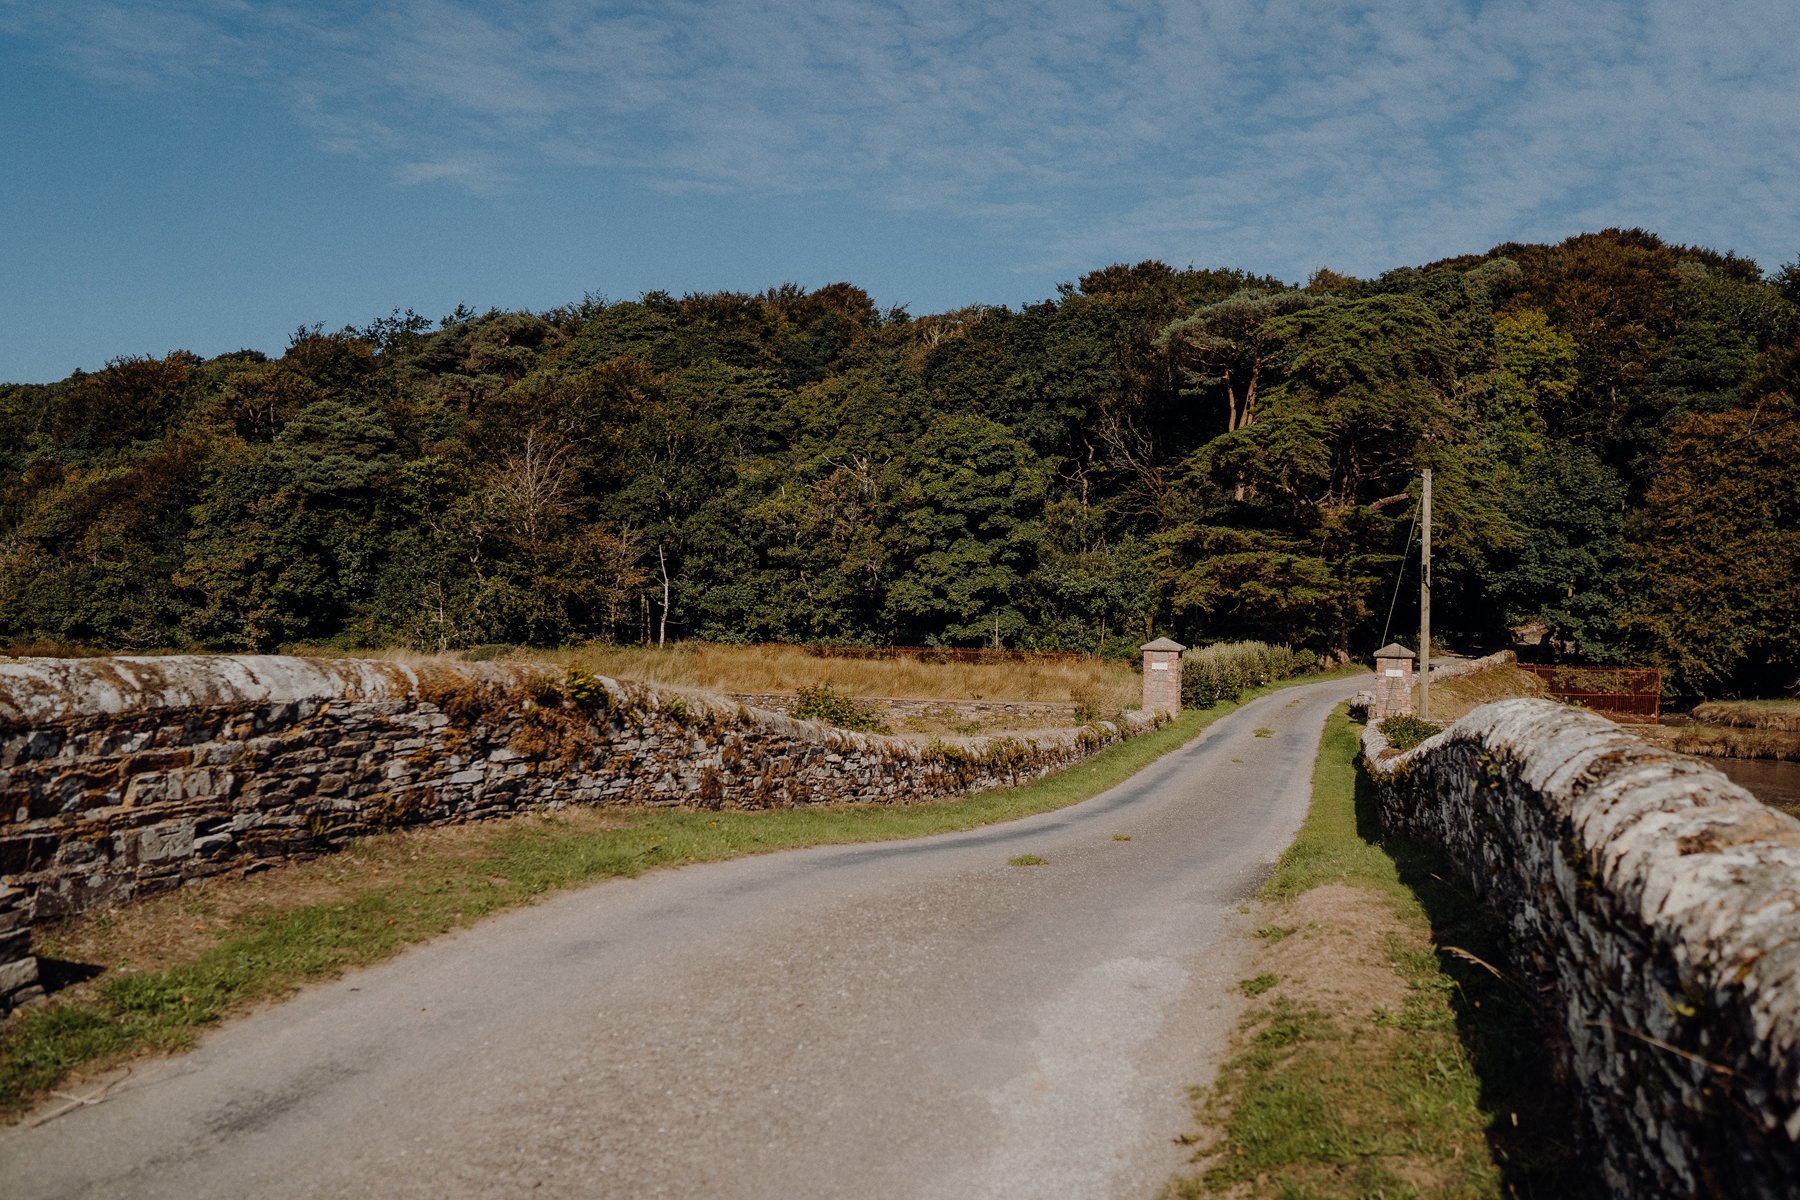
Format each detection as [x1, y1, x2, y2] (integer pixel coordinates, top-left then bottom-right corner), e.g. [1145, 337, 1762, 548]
[1140, 637, 1188, 715]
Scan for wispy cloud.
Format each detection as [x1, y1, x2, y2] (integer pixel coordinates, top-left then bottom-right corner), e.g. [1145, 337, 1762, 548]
[0, 0, 262, 87]
[8, 0, 1800, 279]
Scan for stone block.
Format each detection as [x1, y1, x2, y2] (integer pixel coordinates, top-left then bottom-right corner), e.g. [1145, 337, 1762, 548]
[34, 768, 123, 817]
[51, 836, 106, 867]
[136, 873, 183, 898]
[0, 954, 40, 998]
[122, 766, 234, 807]
[15, 730, 64, 764]
[194, 832, 235, 857]
[113, 820, 197, 866]
[0, 834, 57, 877]
[100, 729, 152, 755]
[31, 871, 134, 921]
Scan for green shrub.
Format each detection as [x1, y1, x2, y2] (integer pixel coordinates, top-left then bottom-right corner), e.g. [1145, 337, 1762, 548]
[1069, 685, 1110, 724]
[788, 683, 888, 733]
[562, 667, 608, 709]
[1179, 640, 1301, 708]
[1378, 715, 1443, 751]
[1291, 648, 1318, 674]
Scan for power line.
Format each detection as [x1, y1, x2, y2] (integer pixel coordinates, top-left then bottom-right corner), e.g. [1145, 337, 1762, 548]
[1720, 409, 1797, 448]
[1377, 503, 1420, 653]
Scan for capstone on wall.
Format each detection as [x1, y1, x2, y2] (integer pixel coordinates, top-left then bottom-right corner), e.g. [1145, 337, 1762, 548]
[1364, 698, 1800, 1199]
[0, 655, 1162, 1009]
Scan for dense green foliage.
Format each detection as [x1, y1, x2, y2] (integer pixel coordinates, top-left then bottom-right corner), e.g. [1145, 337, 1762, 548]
[1180, 640, 1311, 708]
[3, 231, 1796, 695]
[787, 683, 888, 733]
[1377, 715, 1445, 752]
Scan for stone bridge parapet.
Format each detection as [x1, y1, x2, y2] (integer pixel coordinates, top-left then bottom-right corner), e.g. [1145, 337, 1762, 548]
[1363, 698, 1800, 1198]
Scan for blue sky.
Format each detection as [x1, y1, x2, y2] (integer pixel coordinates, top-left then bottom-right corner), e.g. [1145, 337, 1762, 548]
[4, 0, 1798, 384]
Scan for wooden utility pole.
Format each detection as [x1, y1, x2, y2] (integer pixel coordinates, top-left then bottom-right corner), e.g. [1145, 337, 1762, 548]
[1420, 469, 1432, 722]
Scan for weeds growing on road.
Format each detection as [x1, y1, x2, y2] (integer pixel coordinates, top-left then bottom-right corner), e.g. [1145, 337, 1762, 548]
[1164, 705, 1602, 1200]
[1237, 974, 1277, 998]
[1007, 854, 1048, 867]
[1, 668, 1363, 1118]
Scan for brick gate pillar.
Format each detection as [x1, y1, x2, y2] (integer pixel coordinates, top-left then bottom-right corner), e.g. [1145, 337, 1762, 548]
[1140, 638, 1187, 715]
[1372, 643, 1415, 719]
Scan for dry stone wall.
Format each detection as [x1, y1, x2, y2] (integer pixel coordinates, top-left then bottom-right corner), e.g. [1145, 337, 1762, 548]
[1364, 698, 1800, 1199]
[727, 694, 1082, 728]
[0, 654, 1161, 1010]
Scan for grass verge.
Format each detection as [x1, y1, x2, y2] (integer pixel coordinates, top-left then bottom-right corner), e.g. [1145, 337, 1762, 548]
[1, 669, 1360, 1118]
[1164, 705, 1601, 1199]
[1637, 723, 1800, 762]
[1412, 663, 1546, 725]
[1691, 699, 1800, 732]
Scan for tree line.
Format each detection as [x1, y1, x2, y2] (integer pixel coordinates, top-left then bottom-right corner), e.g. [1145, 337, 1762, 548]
[2, 229, 1796, 697]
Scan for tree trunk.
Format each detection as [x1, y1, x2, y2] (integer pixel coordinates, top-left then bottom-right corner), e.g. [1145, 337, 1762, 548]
[657, 545, 671, 649]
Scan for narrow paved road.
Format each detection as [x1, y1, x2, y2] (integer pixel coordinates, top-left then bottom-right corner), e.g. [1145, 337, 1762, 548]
[2, 675, 1366, 1199]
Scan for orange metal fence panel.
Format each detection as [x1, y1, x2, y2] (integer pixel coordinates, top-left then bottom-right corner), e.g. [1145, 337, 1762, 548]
[1519, 665, 1663, 723]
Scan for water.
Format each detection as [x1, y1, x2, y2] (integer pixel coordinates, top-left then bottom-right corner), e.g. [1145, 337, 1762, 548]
[1713, 757, 1800, 817]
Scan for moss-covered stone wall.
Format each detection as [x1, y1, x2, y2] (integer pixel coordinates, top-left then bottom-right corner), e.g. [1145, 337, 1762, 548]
[0, 655, 1161, 1010]
[1363, 699, 1800, 1199]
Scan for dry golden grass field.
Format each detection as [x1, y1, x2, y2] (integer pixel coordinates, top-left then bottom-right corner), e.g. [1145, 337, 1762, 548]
[309, 642, 1143, 712]
[1411, 661, 1547, 723]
